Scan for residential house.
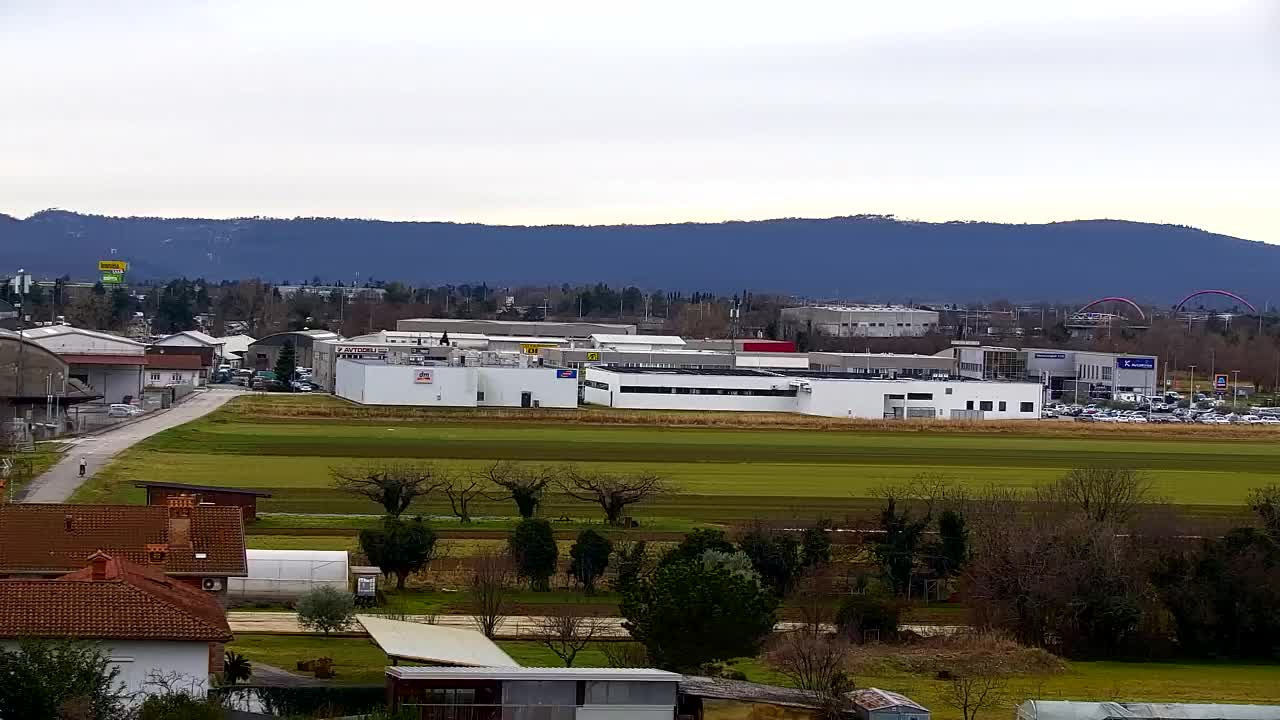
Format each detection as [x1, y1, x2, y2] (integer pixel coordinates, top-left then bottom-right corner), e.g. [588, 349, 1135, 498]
[215, 334, 256, 368]
[0, 497, 248, 601]
[152, 330, 223, 384]
[0, 551, 234, 696]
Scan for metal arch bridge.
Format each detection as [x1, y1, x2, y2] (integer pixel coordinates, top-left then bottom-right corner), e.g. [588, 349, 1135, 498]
[1172, 289, 1257, 314]
[1074, 297, 1147, 321]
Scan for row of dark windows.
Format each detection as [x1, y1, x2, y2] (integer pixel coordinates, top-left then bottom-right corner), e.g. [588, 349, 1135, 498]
[618, 386, 799, 397]
[963, 400, 1036, 412]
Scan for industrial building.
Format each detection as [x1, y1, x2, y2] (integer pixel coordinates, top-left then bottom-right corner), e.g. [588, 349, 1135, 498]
[246, 329, 340, 372]
[944, 344, 1159, 399]
[334, 358, 579, 408]
[781, 305, 940, 338]
[0, 329, 99, 438]
[808, 352, 954, 378]
[583, 367, 1041, 420]
[22, 325, 148, 406]
[538, 348, 809, 372]
[397, 318, 636, 338]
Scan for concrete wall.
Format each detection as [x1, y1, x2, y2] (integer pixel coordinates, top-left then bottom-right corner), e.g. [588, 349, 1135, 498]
[797, 379, 1041, 420]
[0, 639, 210, 697]
[583, 369, 797, 413]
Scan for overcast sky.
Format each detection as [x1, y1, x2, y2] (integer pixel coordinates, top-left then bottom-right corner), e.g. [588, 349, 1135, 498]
[2, 1, 1277, 241]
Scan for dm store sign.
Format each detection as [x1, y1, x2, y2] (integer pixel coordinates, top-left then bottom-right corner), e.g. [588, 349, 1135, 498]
[413, 369, 434, 384]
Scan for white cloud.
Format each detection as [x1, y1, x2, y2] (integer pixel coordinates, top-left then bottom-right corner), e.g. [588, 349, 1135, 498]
[0, 0, 1276, 241]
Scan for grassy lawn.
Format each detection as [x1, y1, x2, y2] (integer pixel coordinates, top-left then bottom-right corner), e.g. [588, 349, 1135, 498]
[226, 635, 1280, 719]
[71, 401, 1279, 528]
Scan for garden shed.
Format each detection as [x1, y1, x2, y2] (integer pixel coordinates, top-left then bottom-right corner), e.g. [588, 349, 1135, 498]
[227, 549, 349, 600]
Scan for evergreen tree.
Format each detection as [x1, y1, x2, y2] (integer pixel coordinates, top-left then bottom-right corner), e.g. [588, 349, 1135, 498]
[274, 340, 297, 385]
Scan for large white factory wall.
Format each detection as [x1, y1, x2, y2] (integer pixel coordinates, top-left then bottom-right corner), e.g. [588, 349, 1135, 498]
[797, 379, 1040, 419]
[735, 354, 810, 369]
[336, 361, 478, 406]
[476, 368, 578, 408]
[334, 358, 367, 403]
[583, 370, 797, 413]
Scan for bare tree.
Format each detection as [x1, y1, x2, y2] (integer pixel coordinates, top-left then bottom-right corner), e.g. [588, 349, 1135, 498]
[945, 660, 1006, 720]
[480, 461, 558, 519]
[791, 569, 837, 632]
[535, 606, 603, 667]
[469, 550, 515, 639]
[766, 628, 853, 692]
[559, 468, 669, 526]
[443, 474, 489, 523]
[331, 463, 447, 516]
[1039, 467, 1151, 525]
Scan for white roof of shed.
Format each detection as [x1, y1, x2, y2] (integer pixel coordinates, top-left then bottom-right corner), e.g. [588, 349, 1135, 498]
[850, 688, 929, 712]
[358, 616, 519, 667]
[245, 549, 348, 562]
[21, 325, 146, 346]
[591, 334, 686, 346]
[216, 334, 257, 355]
[159, 330, 222, 346]
[385, 666, 680, 681]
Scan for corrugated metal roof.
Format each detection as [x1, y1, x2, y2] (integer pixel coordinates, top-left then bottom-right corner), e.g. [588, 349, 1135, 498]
[850, 688, 929, 712]
[359, 616, 519, 668]
[159, 330, 221, 346]
[591, 334, 685, 345]
[385, 665, 680, 681]
[21, 325, 146, 346]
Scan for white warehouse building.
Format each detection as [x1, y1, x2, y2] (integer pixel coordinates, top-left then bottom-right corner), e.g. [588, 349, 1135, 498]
[335, 359, 579, 408]
[781, 305, 940, 338]
[583, 367, 1041, 420]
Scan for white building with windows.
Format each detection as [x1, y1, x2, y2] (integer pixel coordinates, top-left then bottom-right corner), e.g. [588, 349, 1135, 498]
[781, 305, 940, 338]
[943, 345, 1159, 400]
[583, 367, 1040, 420]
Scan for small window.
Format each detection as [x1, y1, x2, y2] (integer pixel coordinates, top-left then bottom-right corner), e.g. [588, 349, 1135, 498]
[999, 401, 1007, 411]
[476, 391, 485, 401]
[150, 373, 161, 381]
[980, 401, 994, 411]
[1021, 402, 1035, 412]
[945, 388, 953, 395]
[907, 392, 933, 401]
[966, 400, 974, 410]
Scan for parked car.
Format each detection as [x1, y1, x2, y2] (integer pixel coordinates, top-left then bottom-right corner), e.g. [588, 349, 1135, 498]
[107, 404, 143, 418]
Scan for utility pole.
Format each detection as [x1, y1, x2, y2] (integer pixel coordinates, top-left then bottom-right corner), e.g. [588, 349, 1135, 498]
[1188, 365, 1197, 405]
[1232, 369, 1240, 412]
[729, 297, 741, 365]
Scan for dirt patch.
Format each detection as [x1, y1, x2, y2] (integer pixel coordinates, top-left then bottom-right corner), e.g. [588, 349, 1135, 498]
[849, 631, 1065, 677]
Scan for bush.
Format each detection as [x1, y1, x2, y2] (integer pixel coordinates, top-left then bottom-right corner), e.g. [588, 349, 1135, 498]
[510, 518, 558, 592]
[360, 515, 438, 590]
[835, 586, 901, 643]
[0, 639, 126, 720]
[296, 585, 356, 635]
[138, 693, 221, 720]
[568, 529, 612, 594]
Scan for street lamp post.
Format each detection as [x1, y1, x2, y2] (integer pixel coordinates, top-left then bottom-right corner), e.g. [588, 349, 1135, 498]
[1188, 365, 1197, 409]
[1232, 370, 1241, 412]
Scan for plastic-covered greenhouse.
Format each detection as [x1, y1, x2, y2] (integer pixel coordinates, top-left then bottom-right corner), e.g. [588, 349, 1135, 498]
[1018, 702, 1280, 720]
[227, 549, 349, 600]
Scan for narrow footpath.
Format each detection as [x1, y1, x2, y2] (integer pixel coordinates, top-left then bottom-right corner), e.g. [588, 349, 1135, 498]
[20, 388, 244, 503]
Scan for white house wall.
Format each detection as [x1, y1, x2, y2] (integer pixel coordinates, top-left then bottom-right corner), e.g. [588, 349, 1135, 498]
[0, 640, 209, 697]
[583, 370, 797, 413]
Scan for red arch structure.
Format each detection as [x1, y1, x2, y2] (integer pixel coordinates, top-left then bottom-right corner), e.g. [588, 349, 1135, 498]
[1076, 297, 1146, 321]
[1173, 289, 1257, 313]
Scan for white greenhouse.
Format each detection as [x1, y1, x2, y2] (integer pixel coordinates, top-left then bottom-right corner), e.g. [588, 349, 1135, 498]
[1017, 702, 1280, 720]
[228, 549, 350, 600]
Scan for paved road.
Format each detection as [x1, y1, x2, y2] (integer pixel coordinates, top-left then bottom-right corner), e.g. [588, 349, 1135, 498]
[21, 388, 244, 504]
[227, 611, 961, 640]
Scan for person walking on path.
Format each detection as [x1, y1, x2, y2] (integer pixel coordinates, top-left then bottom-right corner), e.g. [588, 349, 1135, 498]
[78, 456, 87, 478]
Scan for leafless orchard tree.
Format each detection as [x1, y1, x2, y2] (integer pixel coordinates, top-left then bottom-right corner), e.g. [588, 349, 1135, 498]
[600, 642, 649, 668]
[469, 550, 515, 639]
[559, 467, 670, 526]
[765, 628, 853, 693]
[1038, 467, 1152, 525]
[479, 460, 558, 518]
[443, 474, 489, 523]
[945, 659, 1007, 720]
[535, 606, 604, 667]
[331, 463, 448, 516]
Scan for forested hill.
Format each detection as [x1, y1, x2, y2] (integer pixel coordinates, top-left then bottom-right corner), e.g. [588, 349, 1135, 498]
[2, 210, 1275, 302]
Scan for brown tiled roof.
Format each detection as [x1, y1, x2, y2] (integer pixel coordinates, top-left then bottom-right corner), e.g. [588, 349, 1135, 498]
[0, 504, 247, 577]
[0, 553, 232, 642]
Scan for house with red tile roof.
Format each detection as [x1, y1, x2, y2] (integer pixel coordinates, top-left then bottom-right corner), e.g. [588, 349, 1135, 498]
[0, 552, 233, 696]
[0, 496, 247, 600]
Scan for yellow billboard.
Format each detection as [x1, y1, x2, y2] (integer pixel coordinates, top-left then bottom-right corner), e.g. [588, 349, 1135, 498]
[520, 343, 558, 355]
[98, 260, 129, 272]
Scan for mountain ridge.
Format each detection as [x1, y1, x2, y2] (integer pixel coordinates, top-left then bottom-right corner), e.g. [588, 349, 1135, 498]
[2, 210, 1274, 305]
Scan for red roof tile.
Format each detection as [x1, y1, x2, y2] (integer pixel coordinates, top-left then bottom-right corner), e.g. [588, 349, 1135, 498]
[0, 553, 232, 642]
[0, 503, 246, 577]
[145, 353, 206, 369]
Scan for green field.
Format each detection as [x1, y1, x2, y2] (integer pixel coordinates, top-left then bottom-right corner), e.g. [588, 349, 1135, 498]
[227, 635, 1280, 720]
[74, 401, 1278, 528]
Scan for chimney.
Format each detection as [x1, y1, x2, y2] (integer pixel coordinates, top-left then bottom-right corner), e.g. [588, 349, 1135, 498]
[88, 551, 110, 581]
[167, 495, 195, 550]
[145, 543, 168, 564]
